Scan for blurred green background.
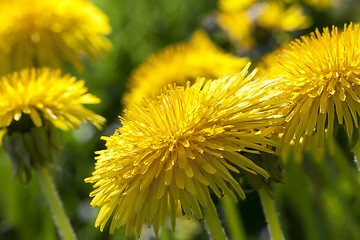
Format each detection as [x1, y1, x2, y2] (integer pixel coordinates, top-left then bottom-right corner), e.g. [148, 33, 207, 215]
[2, 0, 360, 239]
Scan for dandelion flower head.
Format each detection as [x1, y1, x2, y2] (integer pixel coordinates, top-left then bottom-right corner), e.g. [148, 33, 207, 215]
[85, 64, 285, 237]
[122, 30, 249, 107]
[0, 0, 111, 74]
[259, 23, 360, 149]
[0, 68, 105, 136]
[256, 1, 311, 31]
[217, 0, 311, 48]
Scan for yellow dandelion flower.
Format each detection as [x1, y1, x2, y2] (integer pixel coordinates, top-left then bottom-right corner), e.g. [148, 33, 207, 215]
[217, 0, 311, 49]
[257, 2, 311, 31]
[217, 9, 254, 48]
[122, 30, 249, 107]
[259, 23, 360, 149]
[0, 68, 105, 133]
[0, 0, 111, 74]
[85, 64, 285, 237]
[1, 67, 105, 181]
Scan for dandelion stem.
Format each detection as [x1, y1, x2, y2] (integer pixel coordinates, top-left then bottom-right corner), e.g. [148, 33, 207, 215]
[352, 140, 360, 173]
[204, 207, 227, 240]
[258, 188, 285, 240]
[159, 221, 170, 240]
[36, 167, 77, 240]
[221, 195, 247, 240]
[329, 137, 360, 201]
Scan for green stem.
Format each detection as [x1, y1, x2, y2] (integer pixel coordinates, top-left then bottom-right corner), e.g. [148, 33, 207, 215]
[204, 207, 227, 240]
[159, 220, 170, 240]
[221, 196, 247, 240]
[352, 140, 360, 172]
[330, 138, 360, 201]
[36, 167, 77, 240]
[282, 154, 322, 240]
[258, 188, 285, 240]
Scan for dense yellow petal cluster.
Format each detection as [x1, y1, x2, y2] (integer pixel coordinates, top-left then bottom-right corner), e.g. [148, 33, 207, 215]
[0, 0, 111, 74]
[86, 64, 285, 237]
[122, 30, 249, 107]
[217, 0, 311, 48]
[0, 68, 105, 134]
[258, 23, 360, 149]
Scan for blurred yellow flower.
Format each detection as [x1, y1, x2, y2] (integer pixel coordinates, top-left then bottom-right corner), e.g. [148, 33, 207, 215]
[217, 0, 311, 48]
[0, 0, 111, 74]
[86, 64, 284, 237]
[257, 2, 312, 31]
[122, 30, 249, 107]
[219, 0, 255, 11]
[217, 10, 254, 48]
[258, 23, 360, 149]
[0, 68, 105, 134]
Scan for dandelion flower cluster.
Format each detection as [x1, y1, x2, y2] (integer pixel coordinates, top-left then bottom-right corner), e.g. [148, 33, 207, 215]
[86, 64, 285, 237]
[0, 0, 111, 74]
[122, 30, 249, 107]
[259, 23, 360, 149]
[0, 68, 105, 135]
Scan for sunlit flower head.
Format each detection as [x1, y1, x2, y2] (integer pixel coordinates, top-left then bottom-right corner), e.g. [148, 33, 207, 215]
[0, 68, 105, 182]
[259, 23, 360, 149]
[86, 64, 285, 237]
[0, 0, 111, 74]
[122, 30, 249, 107]
[0, 68, 105, 134]
[217, 0, 311, 49]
